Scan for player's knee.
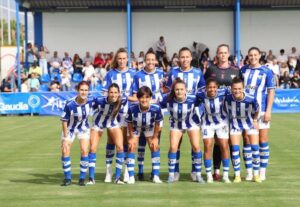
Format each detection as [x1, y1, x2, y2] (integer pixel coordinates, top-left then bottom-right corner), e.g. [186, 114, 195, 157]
[116, 145, 124, 153]
[150, 143, 159, 152]
[128, 142, 137, 152]
[61, 142, 71, 156]
[80, 147, 89, 157]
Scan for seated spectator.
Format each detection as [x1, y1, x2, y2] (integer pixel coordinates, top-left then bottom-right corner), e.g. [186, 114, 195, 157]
[82, 61, 95, 82]
[277, 49, 288, 64]
[171, 53, 179, 68]
[62, 52, 73, 74]
[279, 71, 291, 89]
[73, 54, 83, 75]
[280, 62, 289, 77]
[28, 61, 42, 78]
[61, 67, 71, 91]
[21, 78, 29, 92]
[1, 77, 13, 92]
[28, 73, 40, 92]
[93, 52, 105, 68]
[291, 70, 300, 88]
[49, 51, 62, 72]
[83, 51, 93, 65]
[50, 80, 60, 92]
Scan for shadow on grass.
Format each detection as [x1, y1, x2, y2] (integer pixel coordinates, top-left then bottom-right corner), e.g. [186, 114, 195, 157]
[9, 172, 205, 185]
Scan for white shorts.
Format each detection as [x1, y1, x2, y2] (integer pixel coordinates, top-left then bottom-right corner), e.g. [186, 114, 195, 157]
[130, 128, 155, 138]
[258, 112, 270, 129]
[61, 130, 90, 142]
[92, 124, 120, 132]
[119, 114, 127, 128]
[230, 128, 258, 136]
[170, 125, 200, 133]
[202, 125, 229, 139]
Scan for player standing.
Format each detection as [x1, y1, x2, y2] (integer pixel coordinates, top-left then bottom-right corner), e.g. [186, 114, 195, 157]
[241, 47, 275, 181]
[60, 81, 94, 186]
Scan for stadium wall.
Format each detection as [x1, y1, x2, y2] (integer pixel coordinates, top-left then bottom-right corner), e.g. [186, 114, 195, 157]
[43, 10, 300, 58]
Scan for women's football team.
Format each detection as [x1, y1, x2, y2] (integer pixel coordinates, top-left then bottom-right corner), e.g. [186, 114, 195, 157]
[60, 45, 275, 186]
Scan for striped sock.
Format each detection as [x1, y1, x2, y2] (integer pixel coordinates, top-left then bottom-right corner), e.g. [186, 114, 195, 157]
[260, 142, 270, 169]
[252, 144, 260, 176]
[106, 144, 115, 166]
[61, 156, 72, 180]
[243, 144, 253, 172]
[174, 150, 180, 173]
[151, 150, 160, 176]
[88, 153, 96, 180]
[193, 151, 202, 177]
[138, 136, 147, 174]
[127, 153, 135, 178]
[79, 156, 89, 179]
[231, 145, 241, 176]
[168, 152, 177, 178]
[222, 158, 230, 178]
[115, 152, 125, 180]
[204, 159, 212, 175]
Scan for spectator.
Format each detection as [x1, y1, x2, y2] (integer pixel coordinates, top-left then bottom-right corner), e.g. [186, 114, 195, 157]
[28, 61, 42, 78]
[280, 62, 289, 77]
[266, 50, 276, 60]
[50, 80, 60, 92]
[199, 48, 210, 63]
[49, 51, 62, 72]
[288, 57, 297, 77]
[291, 70, 300, 88]
[265, 58, 280, 87]
[28, 73, 40, 92]
[82, 61, 95, 82]
[277, 49, 288, 64]
[62, 52, 74, 74]
[26, 43, 36, 67]
[155, 36, 166, 61]
[61, 67, 71, 91]
[21, 78, 29, 92]
[83, 51, 93, 65]
[73, 54, 83, 75]
[93, 52, 105, 68]
[1, 77, 13, 92]
[171, 53, 179, 68]
[38, 45, 50, 75]
[289, 47, 298, 59]
[279, 71, 291, 89]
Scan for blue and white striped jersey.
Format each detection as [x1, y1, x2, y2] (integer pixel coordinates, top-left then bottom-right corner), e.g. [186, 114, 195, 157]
[166, 67, 206, 95]
[93, 96, 128, 129]
[102, 68, 136, 97]
[61, 97, 95, 133]
[224, 93, 259, 130]
[241, 65, 275, 112]
[160, 95, 200, 129]
[196, 88, 228, 127]
[132, 68, 164, 101]
[125, 104, 163, 136]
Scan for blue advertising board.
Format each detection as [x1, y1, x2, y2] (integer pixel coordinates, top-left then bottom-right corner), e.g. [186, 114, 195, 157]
[1, 89, 300, 115]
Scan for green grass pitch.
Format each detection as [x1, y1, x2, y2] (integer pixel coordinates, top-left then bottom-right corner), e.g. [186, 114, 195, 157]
[0, 114, 299, 207]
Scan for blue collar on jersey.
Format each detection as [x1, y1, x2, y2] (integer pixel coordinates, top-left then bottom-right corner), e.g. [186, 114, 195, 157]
[174, 95, 187, 103]
[142, 67, 157, 74]
[139, 104, 150, 113]
[179, 66, 194, 72]
[114, 68, 129, 73]
[232, 92, 246, 102]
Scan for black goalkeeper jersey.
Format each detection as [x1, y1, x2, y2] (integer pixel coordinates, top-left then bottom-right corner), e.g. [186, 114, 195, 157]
[204, 65, 242, 88]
